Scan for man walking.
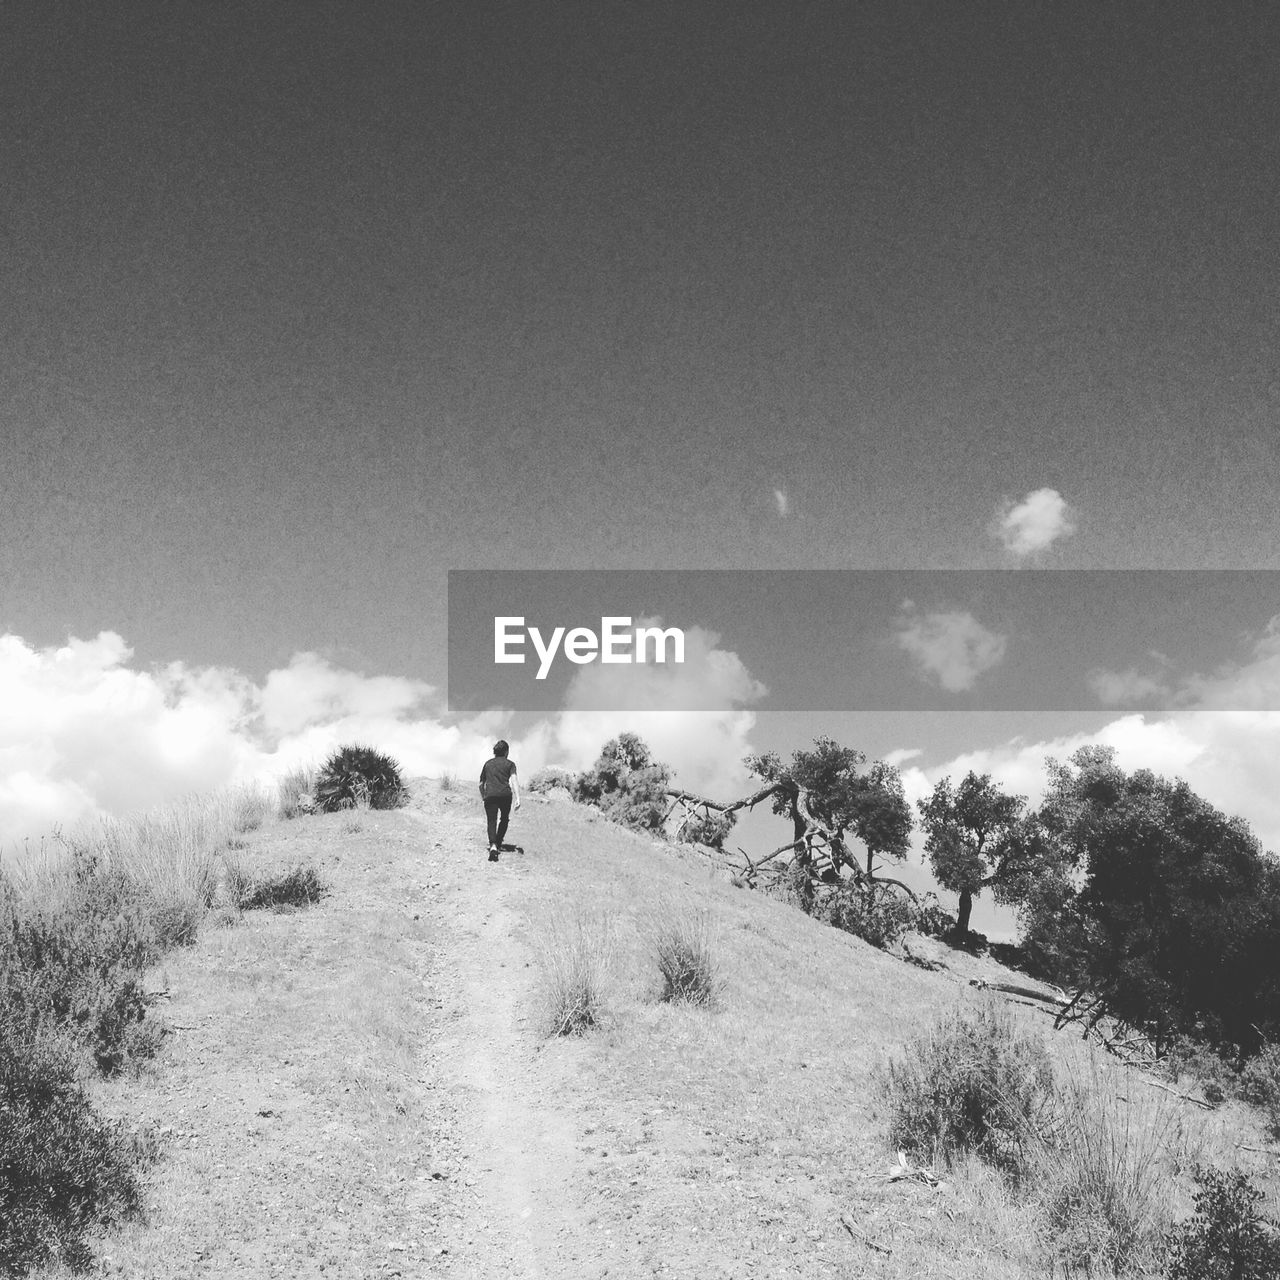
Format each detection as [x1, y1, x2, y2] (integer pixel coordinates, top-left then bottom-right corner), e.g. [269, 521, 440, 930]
[479, 740, 520, 861]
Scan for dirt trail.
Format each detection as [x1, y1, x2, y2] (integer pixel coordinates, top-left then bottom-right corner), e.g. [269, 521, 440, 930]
[405, 792, 617, 1279]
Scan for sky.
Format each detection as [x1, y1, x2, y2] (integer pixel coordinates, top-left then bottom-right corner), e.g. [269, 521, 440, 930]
[4, 3, 1280, 931]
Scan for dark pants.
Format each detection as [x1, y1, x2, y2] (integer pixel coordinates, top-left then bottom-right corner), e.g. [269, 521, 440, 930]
[484, 795, 512, 848]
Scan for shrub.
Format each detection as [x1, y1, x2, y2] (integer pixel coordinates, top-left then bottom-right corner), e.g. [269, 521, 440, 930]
[1034, 1061, 1182, 1276]
[572, 733, 672, 833]
[0, 1008, 149, 1273]
[313, 745, 407, 813]
[648, 902, 720, 1005]
[278, 765, 317, 819]
[1, 873, 161, 1076]
[914, 893, 957, 939]
[527, 766, 575, 794]
[881, 1002, 1056, 1178]
[1166, 1165, 1280, 1280]
[227, 865, 326, 912]
[437, 772, 457, 792]
[533, 911, 611, 1036]
[822, 883, 917, 950]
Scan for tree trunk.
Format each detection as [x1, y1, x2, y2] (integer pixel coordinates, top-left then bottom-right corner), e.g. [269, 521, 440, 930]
[956, 889, 974, 936]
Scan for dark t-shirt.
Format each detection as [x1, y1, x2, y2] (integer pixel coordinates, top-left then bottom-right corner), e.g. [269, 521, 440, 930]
[479, 757, 517, 798]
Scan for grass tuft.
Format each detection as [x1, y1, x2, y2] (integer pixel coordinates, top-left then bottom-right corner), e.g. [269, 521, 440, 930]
[277, 765, 317, 819]
[532, 909, 612, 1036]
[1032, 1058, 1185, 1276]
[647, 899, 721, 1006]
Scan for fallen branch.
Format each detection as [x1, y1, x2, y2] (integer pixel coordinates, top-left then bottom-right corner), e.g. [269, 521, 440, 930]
[840, 1213, 892, 1255]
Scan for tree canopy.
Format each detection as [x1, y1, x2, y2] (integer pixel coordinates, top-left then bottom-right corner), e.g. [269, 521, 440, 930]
[1033, 746, 1280, 1056]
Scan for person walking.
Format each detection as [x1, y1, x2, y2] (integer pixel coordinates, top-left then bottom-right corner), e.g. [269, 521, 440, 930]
[479, 740, 520, 861]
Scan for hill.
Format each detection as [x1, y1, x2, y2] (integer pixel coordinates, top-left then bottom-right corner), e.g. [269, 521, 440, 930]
[56, 780, 1280, 1279]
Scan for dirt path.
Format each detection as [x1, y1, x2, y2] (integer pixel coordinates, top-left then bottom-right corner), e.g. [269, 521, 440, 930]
[76, 788, 639, 1279]
[405, 792, 597, 1278]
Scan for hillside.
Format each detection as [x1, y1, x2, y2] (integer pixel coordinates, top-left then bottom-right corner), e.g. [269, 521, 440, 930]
[62, 781, 1280, 1279]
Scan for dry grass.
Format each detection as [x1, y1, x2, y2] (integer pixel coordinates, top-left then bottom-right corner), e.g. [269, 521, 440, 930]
[276, 764, 317, 819]
[531, 906, 613, 1036]
[644, 896, 721, 1005]
[1031, 1054, 1194, 1276]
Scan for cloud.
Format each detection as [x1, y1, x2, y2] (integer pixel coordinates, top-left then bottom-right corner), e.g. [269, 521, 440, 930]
[0, 624, 768, 848]
[773, 488, 789, 518]
[1087, 621, 1280, 712]
[1087, 652, 1175, 707]
[551, 623, 767, 797]
[895, 605, 1008, 693]
[993, 487, 1077, 558]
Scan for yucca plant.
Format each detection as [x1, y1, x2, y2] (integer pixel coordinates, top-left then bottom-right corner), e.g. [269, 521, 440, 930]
[313, 745, 407, 813]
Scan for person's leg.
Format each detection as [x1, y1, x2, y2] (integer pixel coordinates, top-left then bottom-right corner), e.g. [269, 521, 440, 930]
[484, 797, 501, 849]
[494, 796, 512, 846]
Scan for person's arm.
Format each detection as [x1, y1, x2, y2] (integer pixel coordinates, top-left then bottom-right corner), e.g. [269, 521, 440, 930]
[511, 768, 521, 808]
[479, 764, 486, 798]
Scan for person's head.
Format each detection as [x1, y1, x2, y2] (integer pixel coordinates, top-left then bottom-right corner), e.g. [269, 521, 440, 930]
[493, 740, 509, 758]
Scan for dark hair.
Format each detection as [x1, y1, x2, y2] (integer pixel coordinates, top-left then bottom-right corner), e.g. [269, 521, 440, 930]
[493, 740, 509, 757]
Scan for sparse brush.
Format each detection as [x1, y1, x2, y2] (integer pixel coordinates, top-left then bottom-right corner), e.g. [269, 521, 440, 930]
[528, 766, 575, 794]
[880, 1001, 1057, 1179]
[313, 745, 407, 813]
[227, 784, 274, 834]
[1032, 1057, 1185, 1277]
[532, 909, 612, 1036]
[278, 765, 318, 819]
[229, 865, 327, 912]
[647, 899, 721, 1006]
[438, 772, 457, 792]
[0, 1007, 151, 1274]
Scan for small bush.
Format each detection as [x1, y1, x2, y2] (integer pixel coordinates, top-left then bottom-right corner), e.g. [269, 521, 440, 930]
[228, 865, 326, 912]
[278, 765, 317, 819]
[648, 902, 720, 1005]
[0, 1008, 150, 1274]
[313, 745, 407, 813]
[1, 873, 161, 1076]
[527, 766, 575, 794]
[881, 1002, 1056, 1178]
[533, 911, 611, 1037]
[1166, 1165, 1280, 1280]
[914, 893, 957, 939]
[437, 772, 457, 792]
[822, 883, 917, 950]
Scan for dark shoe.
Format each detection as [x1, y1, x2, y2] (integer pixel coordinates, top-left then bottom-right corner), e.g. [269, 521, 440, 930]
[488, 848, 499, 862]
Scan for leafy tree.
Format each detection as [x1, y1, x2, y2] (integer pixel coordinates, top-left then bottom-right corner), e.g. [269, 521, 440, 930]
[745, 737, 912, 882]
[1038, 746, 1280, 1055]
[573, 732, 673, 833]
[916, 771, 1042, 937]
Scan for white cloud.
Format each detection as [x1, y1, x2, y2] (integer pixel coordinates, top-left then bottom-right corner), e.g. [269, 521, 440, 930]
[993, 487, 1077, 559]
[551, 623, 767, 797]
[0, 624, 768, 848]
[895, 606, 1008, 693]
[1087, 653, 1175, 708]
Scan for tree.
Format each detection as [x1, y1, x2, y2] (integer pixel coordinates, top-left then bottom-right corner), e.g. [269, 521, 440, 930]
[573, 732, 673, 833]
[1036, 746, 1280, 1055]
[745, 737, 913, 884]
[916, 772, 1037, 938]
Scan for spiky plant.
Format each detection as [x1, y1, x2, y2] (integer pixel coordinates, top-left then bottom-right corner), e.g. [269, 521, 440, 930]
[313, 745, 407, 813]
